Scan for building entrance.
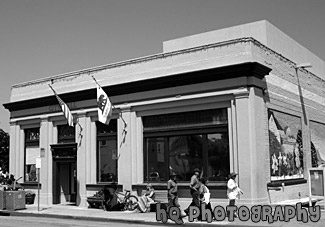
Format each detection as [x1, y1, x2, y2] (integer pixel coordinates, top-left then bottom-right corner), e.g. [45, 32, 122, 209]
[53, 159, 77, 204]
[50, 143, 77, 205]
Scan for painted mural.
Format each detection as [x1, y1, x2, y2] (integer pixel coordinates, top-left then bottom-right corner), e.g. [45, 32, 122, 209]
[268, 110, 303, 181]
[310, 121, 325, 167]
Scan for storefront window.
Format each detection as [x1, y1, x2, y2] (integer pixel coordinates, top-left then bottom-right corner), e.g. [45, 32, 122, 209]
[207, 133, 229, 181]
[145, 138, 168, 182]
[143, 109, 229, 182]
[268, 110, 304, 181]
[24, 128, 40, 182]
[169, 135, 203, 181]
[97, 120, 117, 182]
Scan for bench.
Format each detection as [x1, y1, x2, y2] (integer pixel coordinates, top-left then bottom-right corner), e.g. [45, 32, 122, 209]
[150, 190, 168, 212]
[87, 190, 104, 209]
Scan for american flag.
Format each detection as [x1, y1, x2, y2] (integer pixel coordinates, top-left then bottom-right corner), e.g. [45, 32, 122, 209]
[49, 84, 74, 127]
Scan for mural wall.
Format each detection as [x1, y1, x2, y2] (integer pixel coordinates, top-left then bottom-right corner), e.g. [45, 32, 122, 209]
[310, 121, 325, 167]
[268, 110, 303, 181]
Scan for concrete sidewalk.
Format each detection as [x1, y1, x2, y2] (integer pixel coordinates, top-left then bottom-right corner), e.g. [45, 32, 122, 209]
[1, 203, 325, 226]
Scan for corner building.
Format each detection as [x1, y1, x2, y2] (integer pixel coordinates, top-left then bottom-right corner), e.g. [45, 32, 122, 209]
[4, 20, 325, 207]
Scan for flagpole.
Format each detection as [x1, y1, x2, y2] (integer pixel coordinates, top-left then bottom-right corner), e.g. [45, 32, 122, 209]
[48, 84, 56, 94]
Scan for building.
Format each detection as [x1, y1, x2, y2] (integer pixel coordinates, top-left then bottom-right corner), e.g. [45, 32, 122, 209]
[3, 20, 325, 207]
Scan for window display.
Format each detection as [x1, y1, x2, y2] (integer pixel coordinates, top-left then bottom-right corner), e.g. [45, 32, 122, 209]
[268, 110, 303, 181]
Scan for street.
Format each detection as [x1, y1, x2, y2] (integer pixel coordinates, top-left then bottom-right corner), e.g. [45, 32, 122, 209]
[0, 216, 156, 227]
[1, 212, 325, 227]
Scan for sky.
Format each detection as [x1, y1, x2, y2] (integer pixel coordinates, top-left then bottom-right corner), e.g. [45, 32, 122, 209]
[0, 0, 324, 133]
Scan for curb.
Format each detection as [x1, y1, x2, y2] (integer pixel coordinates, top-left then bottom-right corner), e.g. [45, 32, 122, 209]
[0, 209, 280, 227]
[2, 210, 147, 224]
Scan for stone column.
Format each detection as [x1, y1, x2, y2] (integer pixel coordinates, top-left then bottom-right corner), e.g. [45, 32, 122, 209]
[86, 115, 97, 184]
[17, 124, 24, 179]
[234, 87, 269, 205]
[76, 113, 87, 207]
[118, 107, 132, 190]
[39, 117, 53, 205]
[117, 108, 144, 189]
[9, 121, 18, 175]
[133, 112, 144, 184]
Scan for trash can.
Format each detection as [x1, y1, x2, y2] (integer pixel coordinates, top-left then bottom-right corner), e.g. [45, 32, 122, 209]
[0, 190, 5, 210]
[5, 191, 26, 210]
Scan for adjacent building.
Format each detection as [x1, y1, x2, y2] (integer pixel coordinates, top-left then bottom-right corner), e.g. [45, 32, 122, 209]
[3, 20, 325, 207]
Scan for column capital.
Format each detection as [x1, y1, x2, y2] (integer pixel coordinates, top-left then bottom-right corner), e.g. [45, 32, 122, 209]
[119, 106, 131, 112]
[41, 115, 50, 122]
[9, 120, 17, 126]
[77, 112, 87, 118]
[233, 90, 249, 99]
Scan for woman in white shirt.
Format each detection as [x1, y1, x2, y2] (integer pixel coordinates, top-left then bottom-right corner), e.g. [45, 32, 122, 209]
[227, 172, 243, 217]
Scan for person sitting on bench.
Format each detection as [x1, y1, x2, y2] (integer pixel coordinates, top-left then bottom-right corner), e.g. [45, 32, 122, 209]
[137, 183, 155, 212]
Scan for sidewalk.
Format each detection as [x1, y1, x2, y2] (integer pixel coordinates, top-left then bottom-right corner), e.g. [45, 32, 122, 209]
[1, 203, 325, 226]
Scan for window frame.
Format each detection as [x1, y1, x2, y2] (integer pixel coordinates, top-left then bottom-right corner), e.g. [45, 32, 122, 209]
[143, 108, 229, 183]
[268, 109, 305, 182]
[24, 128, 40, 183]
[96, 120, 118, 183]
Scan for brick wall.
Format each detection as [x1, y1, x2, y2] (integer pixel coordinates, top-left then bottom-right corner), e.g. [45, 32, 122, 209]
[251, 41, 325, 203]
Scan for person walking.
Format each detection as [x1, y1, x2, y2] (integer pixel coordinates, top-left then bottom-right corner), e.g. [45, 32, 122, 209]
[184, 168, 201, 215]
[167, 172, 180, 210]
[227, 172, 243, 217]
[199, 177, 213, 212]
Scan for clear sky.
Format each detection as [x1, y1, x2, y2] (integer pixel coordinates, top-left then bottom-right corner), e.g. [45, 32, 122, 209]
[0, 0, 324, 133]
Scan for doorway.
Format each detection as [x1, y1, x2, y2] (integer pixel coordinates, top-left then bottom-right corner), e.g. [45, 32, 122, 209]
[53, 159, 77, 204]
[51, 142, 77, 205]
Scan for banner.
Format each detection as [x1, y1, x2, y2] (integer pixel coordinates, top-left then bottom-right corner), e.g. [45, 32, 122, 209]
[96, 84, 112, 125]
[49, 85, 74, 127]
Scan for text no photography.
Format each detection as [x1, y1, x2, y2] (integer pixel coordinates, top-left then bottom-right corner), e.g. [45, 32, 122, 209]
[156, 203, 321, 225]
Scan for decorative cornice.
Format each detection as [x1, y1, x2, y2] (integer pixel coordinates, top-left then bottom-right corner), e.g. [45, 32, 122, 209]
[11, 37, 267, 88]
[4, 62, 271, 112]
[3, 62, 271, 112]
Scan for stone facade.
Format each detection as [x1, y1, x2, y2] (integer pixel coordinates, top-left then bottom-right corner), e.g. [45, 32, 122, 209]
[3, 20, 325, 207]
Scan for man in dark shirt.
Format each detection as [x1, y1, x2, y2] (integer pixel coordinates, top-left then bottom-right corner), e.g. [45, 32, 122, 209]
[184, 168, 201, 215]
[167, 172, 179, 211]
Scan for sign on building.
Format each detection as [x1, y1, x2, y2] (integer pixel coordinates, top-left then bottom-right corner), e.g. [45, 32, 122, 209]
[308, 167, 325, 207]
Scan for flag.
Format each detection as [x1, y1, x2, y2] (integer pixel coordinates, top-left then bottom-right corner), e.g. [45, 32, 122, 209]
[96, 84, 112, 125]
[49, 85, 74, 127]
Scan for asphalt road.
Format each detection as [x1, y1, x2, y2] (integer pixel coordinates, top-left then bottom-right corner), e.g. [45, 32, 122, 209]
[2, 214, 325, 227]
[0, 216, 156, 227]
